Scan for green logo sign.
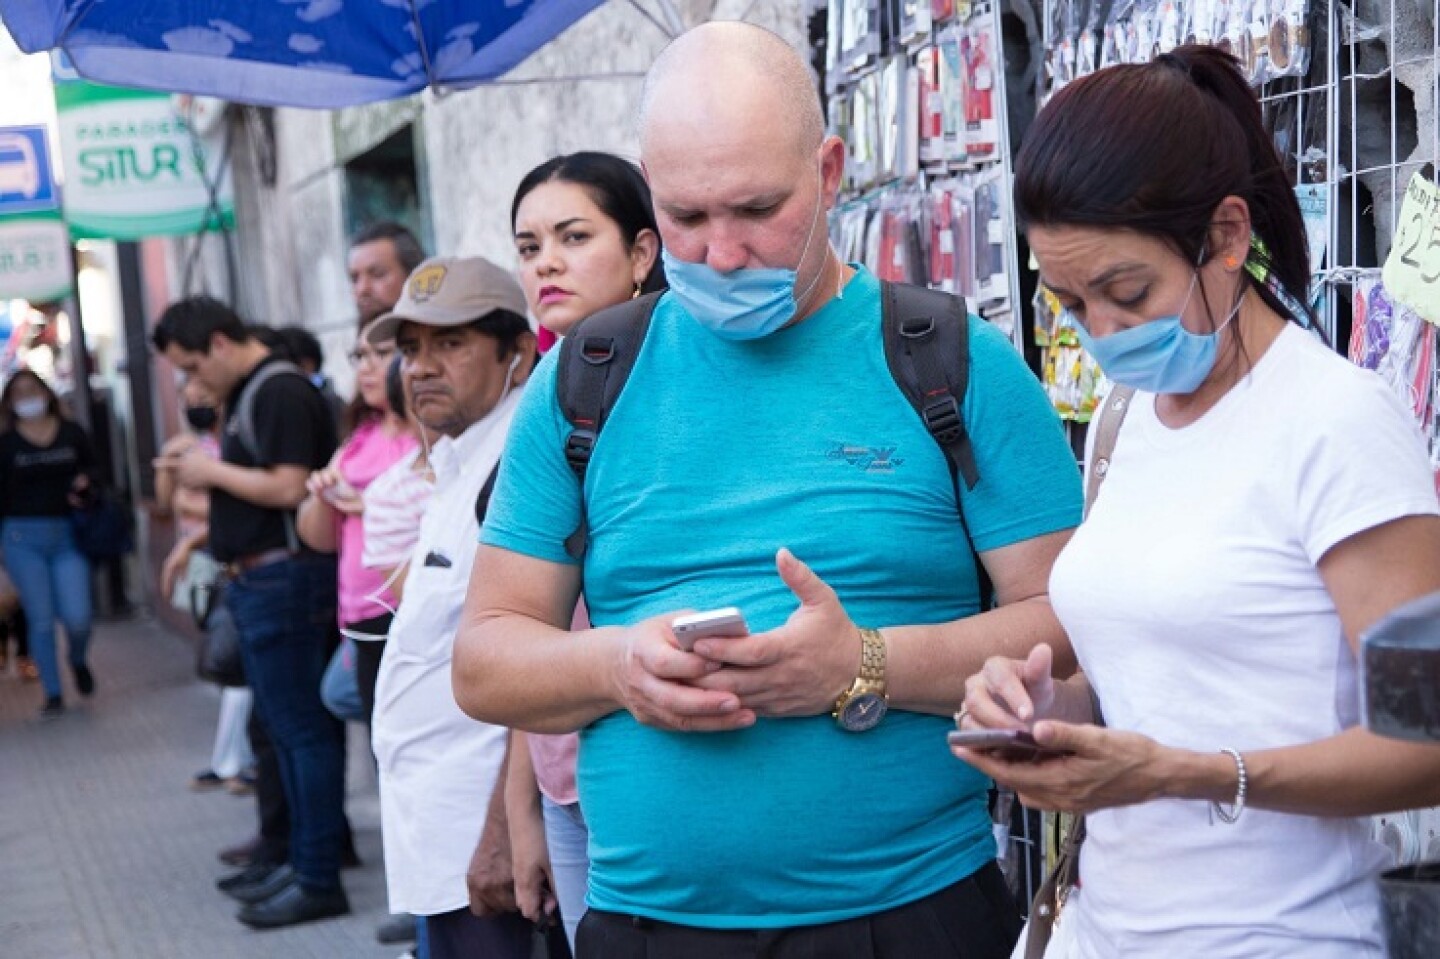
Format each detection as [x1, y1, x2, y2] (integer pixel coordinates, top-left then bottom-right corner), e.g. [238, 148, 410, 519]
[54, 82, 234, 240]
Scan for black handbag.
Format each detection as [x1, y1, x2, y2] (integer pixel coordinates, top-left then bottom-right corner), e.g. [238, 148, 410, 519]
[531, 915, 572, 959]
[195, 586, 246, 687]
[71, 490, 134, 560]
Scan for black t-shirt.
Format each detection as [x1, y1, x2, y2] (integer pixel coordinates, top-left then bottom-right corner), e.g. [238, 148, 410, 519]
[0, 419, 94, 519]
[210, 356, 338, 562]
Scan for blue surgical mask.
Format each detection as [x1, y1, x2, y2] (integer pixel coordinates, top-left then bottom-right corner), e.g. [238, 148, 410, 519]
[663, 179, 828, 341]
[1071, 272, 1242, 395]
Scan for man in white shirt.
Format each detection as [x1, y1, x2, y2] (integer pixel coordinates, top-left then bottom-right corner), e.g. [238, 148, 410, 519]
[364, 256, 537, 958]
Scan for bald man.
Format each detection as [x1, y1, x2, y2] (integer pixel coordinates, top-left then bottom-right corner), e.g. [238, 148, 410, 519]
[457, 22, 1082, 959]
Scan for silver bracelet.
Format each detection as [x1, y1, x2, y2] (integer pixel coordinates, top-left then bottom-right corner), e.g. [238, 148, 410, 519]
[1212, 748, 1247, 824]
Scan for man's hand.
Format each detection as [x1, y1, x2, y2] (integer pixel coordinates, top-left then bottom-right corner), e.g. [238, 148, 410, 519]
[610, 613, 755, 732]
[466, 817, 519, 917]
[159, 434, 197, 459]
[155, 446, 215, 489]
[508, 795, 557, 924]
[160, 541, 193, 599]
[691, 549, 859, 718]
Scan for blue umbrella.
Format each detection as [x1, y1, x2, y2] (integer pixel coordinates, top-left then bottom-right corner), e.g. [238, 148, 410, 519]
[0, 0, 611, 108]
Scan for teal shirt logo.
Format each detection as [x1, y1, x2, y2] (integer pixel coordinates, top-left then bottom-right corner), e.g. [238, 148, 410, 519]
[828, 442, 904, 473]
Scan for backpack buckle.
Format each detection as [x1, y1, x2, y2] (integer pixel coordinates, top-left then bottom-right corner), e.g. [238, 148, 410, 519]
[921, 396, 963, 446]
[580, 337, 615, 365]
[898, 317, 937, 339]
[564, 428, 597, 477]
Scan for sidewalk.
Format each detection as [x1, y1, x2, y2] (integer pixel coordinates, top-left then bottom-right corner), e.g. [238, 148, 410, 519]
[0, 612, 400, 959]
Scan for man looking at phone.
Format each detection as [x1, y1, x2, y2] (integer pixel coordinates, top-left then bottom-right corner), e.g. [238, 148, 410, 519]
[456, 22, 1082, 959]
[152, 298, 346, 929]
[365, 256, 537, 959]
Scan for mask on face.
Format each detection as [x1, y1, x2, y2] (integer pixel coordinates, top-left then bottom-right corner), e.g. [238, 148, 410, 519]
[185, 405, 219, 432]
[663, 170, 829, 341]
[13, 397, 48, 420]
[1071, 266, 1243, 395]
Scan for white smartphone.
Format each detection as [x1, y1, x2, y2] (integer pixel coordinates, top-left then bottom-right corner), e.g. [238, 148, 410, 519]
[671, 607, 749, 651]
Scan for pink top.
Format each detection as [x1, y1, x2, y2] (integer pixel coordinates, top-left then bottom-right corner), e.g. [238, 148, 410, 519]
[527, 598, 587, 805]
[335, 418, 416, 627]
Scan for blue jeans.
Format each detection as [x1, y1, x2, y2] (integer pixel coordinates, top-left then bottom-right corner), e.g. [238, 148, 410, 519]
[2, 517, 92, 699]
[320, 636, 365, 723]
[543, 795, 590, 952]
[226, 554, 345, 891]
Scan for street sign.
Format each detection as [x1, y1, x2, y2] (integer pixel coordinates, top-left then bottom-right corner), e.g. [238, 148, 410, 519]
[0, 125, 59, 216]
[52, 80, 234, 240]
[0, 210, 73, 303]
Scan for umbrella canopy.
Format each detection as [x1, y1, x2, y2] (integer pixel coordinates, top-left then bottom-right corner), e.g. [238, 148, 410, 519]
[0, 0, 609, 108]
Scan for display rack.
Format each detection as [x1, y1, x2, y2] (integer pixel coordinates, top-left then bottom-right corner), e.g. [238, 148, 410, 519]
[823, 0, 1027, 348]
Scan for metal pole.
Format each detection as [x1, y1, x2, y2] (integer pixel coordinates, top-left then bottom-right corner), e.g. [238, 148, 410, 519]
[63, 243, 93, 435]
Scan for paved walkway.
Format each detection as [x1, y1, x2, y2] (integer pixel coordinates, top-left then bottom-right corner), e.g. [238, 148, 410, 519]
[0, 612, 400, 959]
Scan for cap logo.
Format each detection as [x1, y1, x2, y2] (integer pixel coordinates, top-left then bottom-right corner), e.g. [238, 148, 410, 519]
[408, 264, 447, 302]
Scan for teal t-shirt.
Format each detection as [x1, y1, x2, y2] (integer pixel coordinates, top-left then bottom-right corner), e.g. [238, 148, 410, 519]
[482, 267, 1081, 928]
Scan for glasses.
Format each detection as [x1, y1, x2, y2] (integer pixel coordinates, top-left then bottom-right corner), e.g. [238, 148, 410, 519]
[348, 344, 396, 367]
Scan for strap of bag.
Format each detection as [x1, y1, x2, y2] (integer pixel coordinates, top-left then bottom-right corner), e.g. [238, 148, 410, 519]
[1023, 384, 1134, 959]
[879, 281, 992, 607]
[227, 358, 310, 553]
[1083, 385, 1136, 519]
[557, 292, 661, 559]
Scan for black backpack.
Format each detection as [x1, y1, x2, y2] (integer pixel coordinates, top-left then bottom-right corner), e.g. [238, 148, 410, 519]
[557, 282, 990, 602]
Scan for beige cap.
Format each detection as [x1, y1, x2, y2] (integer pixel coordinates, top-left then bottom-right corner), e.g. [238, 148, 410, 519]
[368, 255, 529, 342]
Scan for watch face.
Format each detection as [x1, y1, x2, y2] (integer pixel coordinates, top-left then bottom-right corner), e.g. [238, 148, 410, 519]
[840, 692, 888, 732]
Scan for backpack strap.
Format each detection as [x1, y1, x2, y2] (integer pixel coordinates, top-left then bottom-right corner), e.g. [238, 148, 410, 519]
[226, 358, 310, 553]
[557, 292, 662, 559]
[880, 281, 990, 606]
[474, 461, 501, 526]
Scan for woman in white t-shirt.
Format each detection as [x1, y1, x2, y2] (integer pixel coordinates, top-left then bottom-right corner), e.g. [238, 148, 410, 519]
[953, 46, 1440, 959]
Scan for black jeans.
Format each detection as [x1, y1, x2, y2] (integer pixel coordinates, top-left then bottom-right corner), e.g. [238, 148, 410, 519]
[577, 863, 1022, 959]
[350, 630, 389, 726]
[425, 907, 532, 959]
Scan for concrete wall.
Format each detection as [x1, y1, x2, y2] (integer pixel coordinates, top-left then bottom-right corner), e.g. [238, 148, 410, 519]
[188, 0, 809, 399]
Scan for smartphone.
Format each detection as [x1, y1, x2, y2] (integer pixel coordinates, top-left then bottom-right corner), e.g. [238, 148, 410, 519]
[947, 728, 1069, 762]
[672, 607, 749, 651]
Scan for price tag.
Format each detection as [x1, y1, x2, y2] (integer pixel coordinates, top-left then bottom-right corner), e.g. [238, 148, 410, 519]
[1383, 172, 1440, 326]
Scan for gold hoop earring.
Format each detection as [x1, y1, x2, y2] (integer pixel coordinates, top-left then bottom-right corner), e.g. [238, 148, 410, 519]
[632, 281, 642, 299]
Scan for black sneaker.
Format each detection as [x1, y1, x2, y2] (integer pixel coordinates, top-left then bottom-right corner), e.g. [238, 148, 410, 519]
[72, 664, 94, 697]
[39, 696, 64, 721]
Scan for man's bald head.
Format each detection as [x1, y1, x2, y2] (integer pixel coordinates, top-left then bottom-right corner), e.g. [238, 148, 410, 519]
[639, 21, 824, 162]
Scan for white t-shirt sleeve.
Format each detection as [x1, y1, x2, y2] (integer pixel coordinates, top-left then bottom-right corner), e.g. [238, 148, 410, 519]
[1294, 366, 1439, 564]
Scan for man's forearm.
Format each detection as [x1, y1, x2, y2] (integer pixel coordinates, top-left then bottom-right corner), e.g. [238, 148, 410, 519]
[884, 596, 1074, 716]
[207, 461, 308, 509]
[454, 616, 623, 733]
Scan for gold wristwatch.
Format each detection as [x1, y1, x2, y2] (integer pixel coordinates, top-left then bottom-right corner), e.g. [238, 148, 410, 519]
[833, 627, 889, 732]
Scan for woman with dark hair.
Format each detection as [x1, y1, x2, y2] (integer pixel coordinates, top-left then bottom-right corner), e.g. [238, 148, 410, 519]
[501, 150, 663, 948]
[0, 369, 97, 719]
[296, 315, 417, 726]
[511, 150, 665, 353]
[954, 47, 1440, 957]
